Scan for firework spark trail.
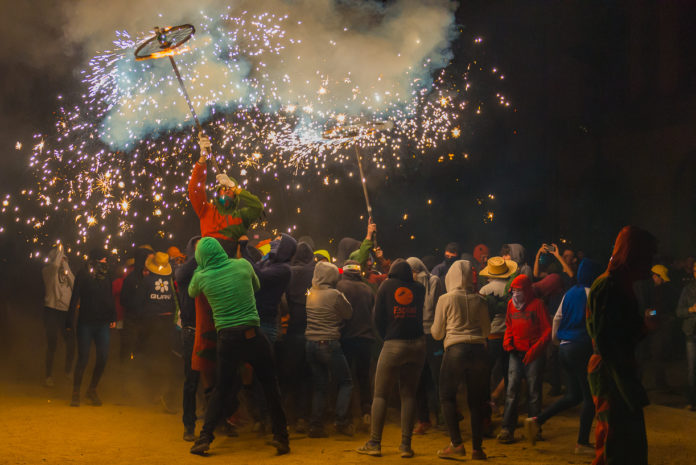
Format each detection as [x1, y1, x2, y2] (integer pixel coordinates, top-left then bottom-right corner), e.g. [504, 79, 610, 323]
[0, 3, 511, 259]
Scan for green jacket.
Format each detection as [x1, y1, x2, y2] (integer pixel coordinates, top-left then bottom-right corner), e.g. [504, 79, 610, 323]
[189, 237, 260, 330]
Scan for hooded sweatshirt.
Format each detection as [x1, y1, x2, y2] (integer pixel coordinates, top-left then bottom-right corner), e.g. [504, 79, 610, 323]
[337, 260, 376, 340]
[336, 237, 362, 268]
[175, 235, 201, 328]
[189, 237, 260, 330]
[120, 248, 152, 320]
[479, 278, 509, 335]
[507, 243, 533, 277]
[503, 275, 551, 362]
[188, 162, 264, 240]
[305, 262, 353, 341]
[374, 260, 425, 341]
[42, 247, 75, 311]
[285, 242, 316, 335]
[68, 261, 116, 326]
[241, 233, 297, 326]
[406, 257, 445, 334]
[431, 260, 490, 348]
[553, 259, 601, 344]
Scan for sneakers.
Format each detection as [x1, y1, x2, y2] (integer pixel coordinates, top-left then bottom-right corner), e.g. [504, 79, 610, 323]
[86, 389, 102, 406]
[524, 417, 540, 445]
[356, 440, 382, 457]
[70, 392, 80, 407]
[307, 427, 329, 438]
[267, 439, 291, 455]
[471, 449, 487, 460]
[335, 423, 355, 437]
[413, 421, 432, 435]
[497, 428, 514, 444]
[295, 418, 308, 434]
[574, 443, 595, 455]
[437, 443, 466, 461]
[44, 377, 55, 387]
[399, 444, 414, 458]
[183, 428, 196, 442]
[190, 438, 211, 455]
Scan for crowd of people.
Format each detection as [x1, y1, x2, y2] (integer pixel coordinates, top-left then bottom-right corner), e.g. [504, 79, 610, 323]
[38, 134, 696, 464]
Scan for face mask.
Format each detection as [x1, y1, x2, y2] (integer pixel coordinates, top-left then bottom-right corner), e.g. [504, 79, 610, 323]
[445, 256, 457, 266]
[512, 289, 526, 310]
[93, 261, 108, 279]
[216, 196, 230, 208]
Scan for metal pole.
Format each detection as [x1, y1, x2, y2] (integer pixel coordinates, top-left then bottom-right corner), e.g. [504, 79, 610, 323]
[354, 145, 372, 218]
[168, 55, 221, 173]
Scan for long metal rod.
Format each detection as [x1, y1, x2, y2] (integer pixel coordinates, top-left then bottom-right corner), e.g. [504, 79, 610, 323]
[168, 55, 220, 173]
[354, 145, 372, 218]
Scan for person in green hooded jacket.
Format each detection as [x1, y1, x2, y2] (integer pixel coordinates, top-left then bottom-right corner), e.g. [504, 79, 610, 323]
[188, 237, 289, 456]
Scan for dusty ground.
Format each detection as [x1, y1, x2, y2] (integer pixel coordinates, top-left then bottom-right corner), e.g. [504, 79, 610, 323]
[2, 376, 696, 465]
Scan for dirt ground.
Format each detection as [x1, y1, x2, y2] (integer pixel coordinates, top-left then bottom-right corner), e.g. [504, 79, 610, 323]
[2, 302, 695, 465]
[2, 375, 696, 465]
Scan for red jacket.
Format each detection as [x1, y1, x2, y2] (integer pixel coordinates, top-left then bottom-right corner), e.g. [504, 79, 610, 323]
[503, 275, 551, 363]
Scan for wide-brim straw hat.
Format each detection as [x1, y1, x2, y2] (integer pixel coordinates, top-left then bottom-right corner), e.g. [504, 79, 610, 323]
[479, 256, 518, 279]
[146, 252, 172, 276]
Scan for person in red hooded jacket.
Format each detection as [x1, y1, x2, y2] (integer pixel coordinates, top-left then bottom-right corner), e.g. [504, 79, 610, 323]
[497, 274, 551, 443]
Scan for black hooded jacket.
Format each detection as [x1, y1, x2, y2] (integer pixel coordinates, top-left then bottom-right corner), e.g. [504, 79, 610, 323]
[337, 265, 376, 340]
[241, 233, 297, 326]
[68, 261, 116, 326]
[174, 236, 201, 328]
[285, 242, 316, 335]
[374, 260, 425, 341]
[336, 237, 361, 268]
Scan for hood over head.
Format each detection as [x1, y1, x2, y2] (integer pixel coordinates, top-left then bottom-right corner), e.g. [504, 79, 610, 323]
[473, 244, 489, 266]
[312, 261, 340, 288]
[336, 237, 362, 267]
[406, 256, 430, 288]
[577, 258, 601, 288]
[444, 259, 474, 293]
[133, 247, 151, 272]
[606, 226, 657, 285]
[532, 273, 563, 298]
[291, 241, 315, 266]
[297, 235, 316, 250]
[510, 274, 534, 309]
[270, 233, 297, 263]
[195, 237, 229, 270]
[506, 243, 527, 265]
[388, 259, 413, 282]
[342, 259, 362, 279]
[185, 235, 202, 258]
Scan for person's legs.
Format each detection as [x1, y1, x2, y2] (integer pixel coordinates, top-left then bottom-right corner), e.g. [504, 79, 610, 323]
[397, 338, 425, 448]
[88, 325, 110, 391]
[464, 344, 490, 451]
[72, 324, 92, 395]
[369, 340, 401, 444]
[306, 340, 330, 431]
[525, 354, 545, 419]
[44, 307, 59, 379]
[181, 326, 199, 433]
[574, 343, 595, 446]
[686, 336, 696, 407]
[328, 340, 353, 427]
[439, 344, 465, 446]
[537, 343, 584, 423]
[61, 313, 75, 374]
[502, 351, 523, 432]
[245, 329, 289, 448]
[426, 335, 444, 423]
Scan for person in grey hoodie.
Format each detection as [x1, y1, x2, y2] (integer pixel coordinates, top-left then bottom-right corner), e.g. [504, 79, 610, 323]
[407, 256, 445, 433]
[502, 243, 533, 277]
[431, 260, 491, 461]
[305, 261, 354, 437]
[41, 246, 75, 386]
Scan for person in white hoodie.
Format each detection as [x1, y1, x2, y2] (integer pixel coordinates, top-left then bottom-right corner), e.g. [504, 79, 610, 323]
[431, 260, 491, 461]
[41, 245, 75, 387]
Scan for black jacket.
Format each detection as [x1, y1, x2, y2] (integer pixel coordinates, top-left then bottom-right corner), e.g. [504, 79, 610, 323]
[285, 242, 315, 335]
[374, 260, 425, 341]
[175, 236, 200, 327]
[120, 248, 151, 320]
[67, 263, 116, 327]
[337, 270, 376, 340]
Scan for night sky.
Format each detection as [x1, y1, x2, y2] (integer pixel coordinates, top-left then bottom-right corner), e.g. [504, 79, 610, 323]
[1, 0, 695, 280]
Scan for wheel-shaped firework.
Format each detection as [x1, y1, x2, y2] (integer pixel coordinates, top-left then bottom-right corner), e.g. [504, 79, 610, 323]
[134, 24, 220, 172]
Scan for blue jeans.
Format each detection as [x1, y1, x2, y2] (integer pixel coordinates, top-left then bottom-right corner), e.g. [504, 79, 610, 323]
[181, 327, 200, 431]
[306, 340, 353, 428]
[74, 324, 110, 392]
[537, 340, 594, 445]
[687, 336, 696, 406]
[503, 350, 544, 431]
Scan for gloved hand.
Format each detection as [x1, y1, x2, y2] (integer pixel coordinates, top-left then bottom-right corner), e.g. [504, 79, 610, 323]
[198, 132, 212, 158]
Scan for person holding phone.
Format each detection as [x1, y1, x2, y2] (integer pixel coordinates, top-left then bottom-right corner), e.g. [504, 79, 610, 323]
[534, 243, 575, 279]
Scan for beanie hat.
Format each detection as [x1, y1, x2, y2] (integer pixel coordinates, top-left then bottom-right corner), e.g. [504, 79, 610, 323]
[314, 249, 331, 262]
[651, 264, 670, 282]
[342, 259, 361, 273]
[445, 242, 461, 255]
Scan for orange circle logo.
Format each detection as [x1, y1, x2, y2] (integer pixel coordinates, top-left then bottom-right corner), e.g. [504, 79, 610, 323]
[394, 287, 414, 306]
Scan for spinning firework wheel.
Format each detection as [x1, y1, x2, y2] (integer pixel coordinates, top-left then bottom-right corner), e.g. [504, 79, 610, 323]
[134, 24, 221, 172]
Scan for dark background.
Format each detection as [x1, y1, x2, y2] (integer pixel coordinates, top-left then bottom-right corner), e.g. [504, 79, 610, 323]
[1, 0, 695, 285]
